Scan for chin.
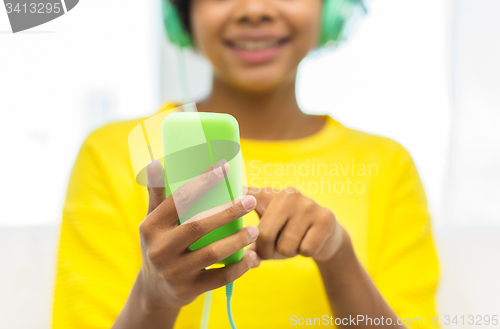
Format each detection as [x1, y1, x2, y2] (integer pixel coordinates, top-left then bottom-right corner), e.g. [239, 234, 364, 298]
[235, 78, 284, 93]
[228, 68, 296, 93]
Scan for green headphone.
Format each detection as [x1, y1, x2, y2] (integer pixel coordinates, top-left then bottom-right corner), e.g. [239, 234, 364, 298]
[161, 0, 368, 49]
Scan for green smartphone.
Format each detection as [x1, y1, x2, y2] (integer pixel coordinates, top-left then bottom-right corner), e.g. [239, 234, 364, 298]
[161, 112, 244, 265]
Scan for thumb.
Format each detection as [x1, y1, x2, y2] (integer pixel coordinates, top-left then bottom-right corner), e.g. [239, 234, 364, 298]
[147, 159, 166, 215]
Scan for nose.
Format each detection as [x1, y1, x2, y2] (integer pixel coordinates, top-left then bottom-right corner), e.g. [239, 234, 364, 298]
[233, 0, 278, 26]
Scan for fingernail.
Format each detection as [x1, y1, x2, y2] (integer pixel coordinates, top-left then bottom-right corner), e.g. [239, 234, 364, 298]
[249, 250, 257, 262]
[213, 160, 228, 177]
[241, 195, 256, 211]
[246, 225, 259, 240]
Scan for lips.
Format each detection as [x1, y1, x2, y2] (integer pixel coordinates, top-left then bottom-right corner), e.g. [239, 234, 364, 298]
[227, 38, 289, 51]
[224, 36, 291, 63]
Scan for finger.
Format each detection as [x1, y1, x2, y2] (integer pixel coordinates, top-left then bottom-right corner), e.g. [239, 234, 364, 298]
[147, 160, 166, 216]
[299, 224, 329, 258]
[244, 186, 277, 217]
[171, 160, 230, 218]
[249, 241, 286, 261]
[303, 220, 343, 260]
[254, 195, 290, 260]
[275, 214, 312, 258]
[174, 195, 257, 250]
[151, 160, 230, 226]
[196, 251, 257, 292]
[185, 225, 259, 269]
[246, 243, 261, 267]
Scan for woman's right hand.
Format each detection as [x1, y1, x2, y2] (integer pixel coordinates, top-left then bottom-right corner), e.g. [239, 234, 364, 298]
[138, 159, 259, 311]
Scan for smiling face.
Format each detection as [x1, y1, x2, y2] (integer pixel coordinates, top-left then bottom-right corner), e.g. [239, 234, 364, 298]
[189, 0, 322, 92]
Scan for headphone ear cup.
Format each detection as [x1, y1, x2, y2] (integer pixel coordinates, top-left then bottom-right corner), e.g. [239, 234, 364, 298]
[319, 0, 365, 47]
[161, 0, 194, 48]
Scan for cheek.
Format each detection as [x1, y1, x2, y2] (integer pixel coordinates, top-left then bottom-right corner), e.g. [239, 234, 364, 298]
[190, 20, 212, 56]
[285, 3, 322, 51]
[190, 5, 227, 58]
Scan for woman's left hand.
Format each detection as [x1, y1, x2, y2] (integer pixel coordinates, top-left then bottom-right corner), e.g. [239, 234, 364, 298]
[245, 186, 345, 265]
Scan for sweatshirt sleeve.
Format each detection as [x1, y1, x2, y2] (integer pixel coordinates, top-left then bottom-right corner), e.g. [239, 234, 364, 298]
[52, 125, 144, 329]
[368, 143, 440, 329]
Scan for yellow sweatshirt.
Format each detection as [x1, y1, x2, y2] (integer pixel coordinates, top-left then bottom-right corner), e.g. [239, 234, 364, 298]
[53, 104, 439, 329]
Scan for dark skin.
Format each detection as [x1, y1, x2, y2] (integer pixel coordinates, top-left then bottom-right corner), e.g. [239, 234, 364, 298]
[113, 0, 404, 328]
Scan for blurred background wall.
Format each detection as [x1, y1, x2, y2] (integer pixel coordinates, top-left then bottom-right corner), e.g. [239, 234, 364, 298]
[0, 0, 499, 328]
[0, 0, 159, 327]
[437, 0, 500, 318]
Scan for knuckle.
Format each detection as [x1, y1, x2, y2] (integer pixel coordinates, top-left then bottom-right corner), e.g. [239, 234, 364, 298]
[318, 208, 335, 224]
[287, 187, 301, 198]
[218, 270, 235, 286]
[303, 199, 318, 212]
[223, 203, 239, 219]
[204, 245, 220, 264]
[138, 220, 152, 239]
[299, 244, 315, 257]
[174, 184, 193, 206]
[277, 242, 296, 257]
[201, 170, 218, 185]
[284, 231, 300, 243]
[230, 203, 244, 218]
[138, 221, 146, 235]
[147, 245, 164, 266]
[328, 209, 337, 221]
[261, 187, 276, 200]
[320, 206, 334, 217]
[240, 229, 253, 246]
[276, 189, 289, 199]
[257, 230, 274, 243]
[185, 220, 204, 235]
[262, 190, 273, 202]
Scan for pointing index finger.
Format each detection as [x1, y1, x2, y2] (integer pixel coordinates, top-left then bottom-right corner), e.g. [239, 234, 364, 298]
[244, 186, 277, 217]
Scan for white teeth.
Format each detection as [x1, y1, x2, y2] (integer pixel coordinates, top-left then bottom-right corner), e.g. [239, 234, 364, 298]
[233, 40, 280, 51]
